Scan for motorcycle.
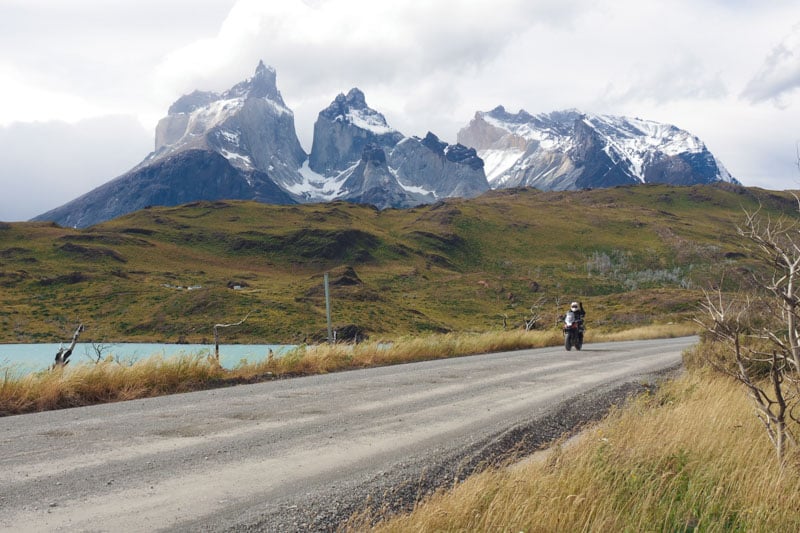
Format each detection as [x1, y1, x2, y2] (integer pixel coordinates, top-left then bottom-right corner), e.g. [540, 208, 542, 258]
[563, 312, 584, 351]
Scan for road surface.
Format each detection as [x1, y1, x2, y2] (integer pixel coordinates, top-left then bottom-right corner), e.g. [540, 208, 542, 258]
[0, 336, 695, 532]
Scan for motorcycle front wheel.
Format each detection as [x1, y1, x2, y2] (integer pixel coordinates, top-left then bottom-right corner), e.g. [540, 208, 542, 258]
[565, 332, 572, 351]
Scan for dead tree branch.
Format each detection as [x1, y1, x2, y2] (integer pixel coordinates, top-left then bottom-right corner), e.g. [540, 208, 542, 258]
[53, 324, 84, 368]
[525, 296, 548, 331]
[213, 313, 251, 360]
[84, 342, 115, 364]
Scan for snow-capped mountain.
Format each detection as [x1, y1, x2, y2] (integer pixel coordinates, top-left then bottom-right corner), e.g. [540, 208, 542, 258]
[308, 88, 404, 176]
[33, 62, 736, 228]
[34, 62, 488, 227]
[457, 106, 736, 190]
[34, 61, 302, 228]
[305, 88, 488, 208]
[150, 60, 307, 190]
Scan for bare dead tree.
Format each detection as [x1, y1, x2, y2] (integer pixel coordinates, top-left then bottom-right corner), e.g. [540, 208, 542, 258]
[739, 202, 800, 373]
[53, 323, 84, 368]
[695, 289, 798, 464]
[84, 342, 115, 364]
[524, 296, 548, 331]
[213, 312, 251, 360]
[796, 141, 800, 177]
[694, 201, 800, 465]
[554, 296, 564, 328]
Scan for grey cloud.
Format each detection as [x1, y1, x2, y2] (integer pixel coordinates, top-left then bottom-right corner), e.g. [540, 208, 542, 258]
[0, 116, 151, 222]
[184, 0, 588, 101]
[741, 24, 800, 104]
[599, 57, 729, 106]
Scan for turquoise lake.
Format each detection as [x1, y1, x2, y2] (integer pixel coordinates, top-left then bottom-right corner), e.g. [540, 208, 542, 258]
[0, 343, 296, 376]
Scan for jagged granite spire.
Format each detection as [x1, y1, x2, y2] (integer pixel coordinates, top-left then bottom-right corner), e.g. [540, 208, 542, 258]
[309, 88, 403, 175]
[225, 60, 284, 103]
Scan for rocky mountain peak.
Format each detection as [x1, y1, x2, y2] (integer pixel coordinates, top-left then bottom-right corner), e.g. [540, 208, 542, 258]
[309, 88, 403, 175]
[445, 144, 484, 171]
[345, 87, 367, 109]
[486, 105, 534, 124]
[223, 60, 284, 103]
[421, 132, 447, 154]
[248, 60, 281, 101]
[321, 88, 375, 120]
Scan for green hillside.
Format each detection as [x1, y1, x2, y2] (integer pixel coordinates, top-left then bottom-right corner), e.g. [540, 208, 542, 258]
[1, 183, 795, 344]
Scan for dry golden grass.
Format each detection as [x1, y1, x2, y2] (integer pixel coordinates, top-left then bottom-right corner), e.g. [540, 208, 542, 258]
[359, 369, 800, 532]
[0, 355, 226, 415]
[280, 329, 564, 370]
[589, 322, 699, 343]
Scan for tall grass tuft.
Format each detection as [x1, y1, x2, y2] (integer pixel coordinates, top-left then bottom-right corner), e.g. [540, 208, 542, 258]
[590, 322, 699, 343]
[0, 355, 226, 415]
[358, 369, 800, 532]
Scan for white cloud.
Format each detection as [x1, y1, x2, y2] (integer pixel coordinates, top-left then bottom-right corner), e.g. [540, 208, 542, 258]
[0, 64, 106, 125]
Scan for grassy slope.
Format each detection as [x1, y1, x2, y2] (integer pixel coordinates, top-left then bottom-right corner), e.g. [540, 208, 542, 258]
[0, 183, 795, 345]
[363, 368, 800, 532]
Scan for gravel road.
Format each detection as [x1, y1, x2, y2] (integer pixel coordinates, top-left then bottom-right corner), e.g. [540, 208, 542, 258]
[0, 336, 695, 532]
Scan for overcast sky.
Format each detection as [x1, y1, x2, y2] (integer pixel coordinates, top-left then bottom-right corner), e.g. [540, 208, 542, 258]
[1, 0, 799, 222]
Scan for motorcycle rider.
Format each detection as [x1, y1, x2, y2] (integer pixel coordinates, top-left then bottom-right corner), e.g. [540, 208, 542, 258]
[563, 301, 586, 350]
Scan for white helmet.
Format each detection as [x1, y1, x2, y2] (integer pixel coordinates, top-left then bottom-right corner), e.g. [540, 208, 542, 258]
[570, 302, 579, 311]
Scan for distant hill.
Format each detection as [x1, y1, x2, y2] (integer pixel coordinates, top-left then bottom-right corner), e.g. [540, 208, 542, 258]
[5, 184, 795, 345]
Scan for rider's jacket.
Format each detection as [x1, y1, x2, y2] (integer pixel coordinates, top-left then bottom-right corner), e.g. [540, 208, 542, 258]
[565, 309, 585, 327]
[565, 310, 578, 326]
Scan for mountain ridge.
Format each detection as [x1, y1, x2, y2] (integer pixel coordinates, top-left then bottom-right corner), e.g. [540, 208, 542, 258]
[458, 106, 736, 190]
[33, 62, 736, 228]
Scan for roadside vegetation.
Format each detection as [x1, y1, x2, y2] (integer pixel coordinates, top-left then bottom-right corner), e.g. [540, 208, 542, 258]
[0, 323, 695, 416]
[354, 365, 800, 532]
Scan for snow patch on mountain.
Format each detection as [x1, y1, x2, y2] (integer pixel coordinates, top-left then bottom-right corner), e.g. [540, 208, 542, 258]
[480, 148, 526, 183]
[289, 161, 348, 201]
[398, 181, 438, 198]
[219, 148, 254, 171]
[344, 108, 396, 135]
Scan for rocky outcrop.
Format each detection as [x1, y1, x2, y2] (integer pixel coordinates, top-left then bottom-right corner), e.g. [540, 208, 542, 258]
[338, 145, 418, 208]
[308, 88, 404, 175]
[389, 132, 487, 199]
